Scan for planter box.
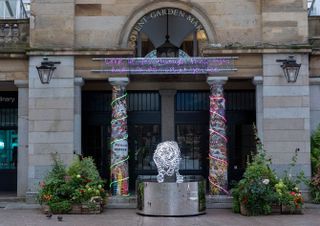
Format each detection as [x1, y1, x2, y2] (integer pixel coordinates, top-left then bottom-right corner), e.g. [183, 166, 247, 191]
[41, 204, 50, 214]
[42, 203, 103, 214]
[240, 203, 249, 216]
[281, 205, 303, 215]
[41, 197, 105, 214]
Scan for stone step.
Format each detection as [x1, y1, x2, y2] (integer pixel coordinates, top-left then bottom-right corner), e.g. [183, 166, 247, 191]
[0, 196, 25, 203]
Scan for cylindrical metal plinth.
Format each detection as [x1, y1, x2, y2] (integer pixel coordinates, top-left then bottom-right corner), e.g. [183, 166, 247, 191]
[136, 176, 206, 216]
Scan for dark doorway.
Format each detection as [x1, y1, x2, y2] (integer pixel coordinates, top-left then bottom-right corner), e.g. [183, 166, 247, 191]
[82, 92, 112, 183]
[127, 92, 161, 192]
[0, 92, 18, 193]
[225, 91, 256, 186]
[175, 91, 210, 178]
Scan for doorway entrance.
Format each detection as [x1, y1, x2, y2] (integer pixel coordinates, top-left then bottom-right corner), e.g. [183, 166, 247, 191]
[0, 92, 18, 193]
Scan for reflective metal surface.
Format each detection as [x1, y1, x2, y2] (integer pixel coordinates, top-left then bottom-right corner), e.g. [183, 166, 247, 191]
[136, 176, 206, 216]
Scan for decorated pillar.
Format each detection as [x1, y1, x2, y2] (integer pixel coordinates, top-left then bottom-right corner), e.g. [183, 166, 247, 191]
[207, 76, 228, 195]
[108, 77, 129, 196]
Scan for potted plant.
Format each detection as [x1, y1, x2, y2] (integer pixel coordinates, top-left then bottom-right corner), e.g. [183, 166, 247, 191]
[275, 179, 303, 214]
[38, 154, 107, 214]
[275, 148, 305, 214]
[231, 130, 278, 216]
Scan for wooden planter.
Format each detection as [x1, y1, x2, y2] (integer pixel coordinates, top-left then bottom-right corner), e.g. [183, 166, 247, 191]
[41, 204, 50, 214]
[41, 197, 105, 214]
[70, 203, 103, 214]
[240, 203, 249, 216]
[280, 205, 303, 214]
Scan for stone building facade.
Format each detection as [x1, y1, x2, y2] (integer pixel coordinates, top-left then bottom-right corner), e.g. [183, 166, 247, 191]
[0, 0, 320, 203]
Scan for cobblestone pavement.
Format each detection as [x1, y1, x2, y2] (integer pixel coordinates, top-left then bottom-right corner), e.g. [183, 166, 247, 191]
[1, 208, 320, 226]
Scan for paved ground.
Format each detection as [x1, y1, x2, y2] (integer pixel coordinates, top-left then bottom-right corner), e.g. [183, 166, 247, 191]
[0, 208, 320, 226]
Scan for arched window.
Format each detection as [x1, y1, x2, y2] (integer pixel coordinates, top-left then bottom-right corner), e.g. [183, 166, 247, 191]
[129, 8, 208, 57]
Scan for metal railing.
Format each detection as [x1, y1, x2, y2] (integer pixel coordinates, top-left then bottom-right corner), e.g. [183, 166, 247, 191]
[0, 0, 28, 19]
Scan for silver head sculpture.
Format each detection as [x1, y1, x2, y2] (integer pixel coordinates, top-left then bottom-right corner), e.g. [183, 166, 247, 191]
[153, 141, 183, 183]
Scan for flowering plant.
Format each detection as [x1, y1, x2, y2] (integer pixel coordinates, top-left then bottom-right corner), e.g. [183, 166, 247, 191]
[231, 128, 278, 216]
[275, 179, 304, 210]
[274, 148, 305, 211]
[38, 154, 107, 214]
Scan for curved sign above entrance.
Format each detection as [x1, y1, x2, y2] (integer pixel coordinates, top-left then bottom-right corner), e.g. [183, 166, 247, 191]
[128, 8, 206, 48]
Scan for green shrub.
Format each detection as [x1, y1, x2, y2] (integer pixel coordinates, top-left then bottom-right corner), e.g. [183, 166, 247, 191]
[48, 200, 72, 214]
[310, 124, 320, 203]
[38, 155, 107, 213]
[311, 125, 320, 175]
[231, 127, 278, 216]
[67, 156, 100, 180]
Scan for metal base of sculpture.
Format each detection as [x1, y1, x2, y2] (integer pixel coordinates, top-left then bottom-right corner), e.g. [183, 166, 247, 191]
[136, 141, 206, 216]
[136, 176, 206, 216]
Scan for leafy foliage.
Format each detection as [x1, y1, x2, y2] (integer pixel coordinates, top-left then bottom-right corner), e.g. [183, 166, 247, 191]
[310, 167, 320, 203]
[274, 149, 305, 210]
[311, 124, 320, 175]
[38, 155, 106, 214]
[232, 125, 306, 215]
[310, 125, 320, 203]
[231, 126, 278, 216]
[48, 200, 72, 214]
[67, 156, 100, 181]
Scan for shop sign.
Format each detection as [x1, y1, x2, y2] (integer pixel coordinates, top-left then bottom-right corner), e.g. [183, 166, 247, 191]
[112, 140, 128, 158]
[0, 93, 17, 108]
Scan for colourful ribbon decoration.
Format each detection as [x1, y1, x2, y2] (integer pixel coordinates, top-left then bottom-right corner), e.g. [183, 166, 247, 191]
[208, 85, 229, 195]
[110, 87, 129, 196]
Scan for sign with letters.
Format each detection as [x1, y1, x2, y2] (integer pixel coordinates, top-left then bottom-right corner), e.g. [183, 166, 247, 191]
[0, 92, 17, 108]
[129, 8, 204, 48]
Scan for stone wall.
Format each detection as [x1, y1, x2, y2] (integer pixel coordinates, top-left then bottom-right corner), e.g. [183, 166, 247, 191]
[0, 58, 28, 81]
[310, 56, 320, 77]
[30, 0, 75, 48]
[29, 0, 308, 49]
[262, 53, 311, 181]
[310, 78, 320, 132]
[262, 0, 308, 44]
[27, 56, 75, 197]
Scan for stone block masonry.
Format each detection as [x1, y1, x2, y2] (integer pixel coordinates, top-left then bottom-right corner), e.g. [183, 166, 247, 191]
[262, 53, 311, 180]
[27, 56, 75, 197]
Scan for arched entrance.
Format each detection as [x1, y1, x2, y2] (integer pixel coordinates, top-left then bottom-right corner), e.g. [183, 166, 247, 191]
[119, 1, 216, 49]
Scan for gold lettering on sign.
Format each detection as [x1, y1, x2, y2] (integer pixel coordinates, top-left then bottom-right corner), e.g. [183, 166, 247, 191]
[129, 8, 205, 47]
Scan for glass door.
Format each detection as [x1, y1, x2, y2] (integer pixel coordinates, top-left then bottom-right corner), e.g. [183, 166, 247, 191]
[0, 130, 17, 169]
[0, 92, 18, 192]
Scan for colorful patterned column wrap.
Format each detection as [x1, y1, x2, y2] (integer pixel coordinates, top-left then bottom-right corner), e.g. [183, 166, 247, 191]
[110, 83, 129, 196]
[208, 81, 228, 195]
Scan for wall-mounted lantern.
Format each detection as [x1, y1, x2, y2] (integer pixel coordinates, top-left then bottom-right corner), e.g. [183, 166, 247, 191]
[276, 56, 301, 83]
[36, 57, 61, 84]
